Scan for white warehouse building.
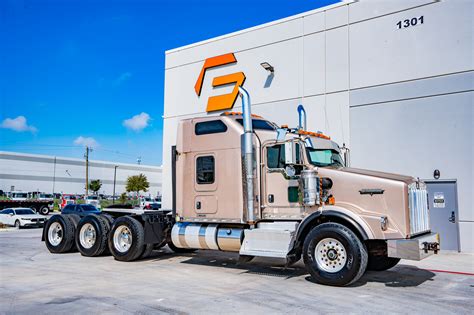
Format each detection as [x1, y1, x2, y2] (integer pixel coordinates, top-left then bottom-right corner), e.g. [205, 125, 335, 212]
[162, 0, 473, 251]
[0, 151, 162, 197]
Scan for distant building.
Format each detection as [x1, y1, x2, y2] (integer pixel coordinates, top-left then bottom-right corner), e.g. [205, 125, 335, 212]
[0, 151, 162, 196]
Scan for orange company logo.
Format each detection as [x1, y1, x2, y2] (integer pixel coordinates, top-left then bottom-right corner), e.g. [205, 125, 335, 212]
[194, 53, 246, 112]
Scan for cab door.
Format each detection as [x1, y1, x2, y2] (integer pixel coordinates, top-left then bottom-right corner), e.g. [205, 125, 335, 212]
[262, 141, 303, 218]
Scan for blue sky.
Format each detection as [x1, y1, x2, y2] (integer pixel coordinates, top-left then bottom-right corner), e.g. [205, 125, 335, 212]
[0, 0, 338, 165]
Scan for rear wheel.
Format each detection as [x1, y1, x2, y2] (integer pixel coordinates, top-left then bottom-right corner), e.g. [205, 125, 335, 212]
[139, 244, 154, 259]
[43, 215, 76, 253]
[303, 223, 368, 286]
[108, 216, 145, 262]
[367, 255, 400, 271]
[75, 215, 110, 257]
[65, 214, 81, 227]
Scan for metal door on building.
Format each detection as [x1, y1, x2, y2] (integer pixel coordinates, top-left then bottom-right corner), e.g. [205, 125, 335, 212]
[425, 181, 460, 251]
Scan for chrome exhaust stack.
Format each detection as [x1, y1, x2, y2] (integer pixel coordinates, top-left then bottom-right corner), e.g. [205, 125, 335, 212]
[297, 104, 307, 131]
[239, 86, 256, 223]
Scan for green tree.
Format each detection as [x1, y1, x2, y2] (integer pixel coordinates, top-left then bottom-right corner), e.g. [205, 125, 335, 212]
[126, 174, 149, 203]
[119, 192, 128, 204]
[88, 179, 102, 195]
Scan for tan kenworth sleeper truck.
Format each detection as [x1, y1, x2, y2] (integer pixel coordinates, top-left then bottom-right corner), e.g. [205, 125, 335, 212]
[42, 87, 439, 286]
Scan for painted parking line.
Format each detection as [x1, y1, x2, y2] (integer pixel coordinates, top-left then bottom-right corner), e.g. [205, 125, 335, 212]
[425, 269, 474, 276]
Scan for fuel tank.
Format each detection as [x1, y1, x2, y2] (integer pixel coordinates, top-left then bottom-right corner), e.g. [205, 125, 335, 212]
[171, 223, 244, 252]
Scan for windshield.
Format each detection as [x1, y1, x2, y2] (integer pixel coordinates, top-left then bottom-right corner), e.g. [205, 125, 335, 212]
[87, 196, 98, 200]
[15, 209, 35, 215]
[81, 205, 98, 211]
[307, 148, 344, 167]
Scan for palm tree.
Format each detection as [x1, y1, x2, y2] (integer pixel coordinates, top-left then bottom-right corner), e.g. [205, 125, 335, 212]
[126, 174, 149, 204]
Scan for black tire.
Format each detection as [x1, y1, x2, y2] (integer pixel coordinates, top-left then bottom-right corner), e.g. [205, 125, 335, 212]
[367, 255, 400, 271]
[39, 206, 49, 215]
[303, 222, 368, 286]
[65, 214, 81, 227]
[100, 213, 114, 225]
[167, 240, 197, 253]
[15, 220, 21, 229]
[139, 244, 154, 259]
[43, 215, 76, 253]
[108, 216, 145, 262]
[75, 214, 110, 257]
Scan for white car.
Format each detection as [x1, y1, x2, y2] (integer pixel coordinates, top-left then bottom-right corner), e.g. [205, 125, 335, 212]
[0, 208, 47, 228]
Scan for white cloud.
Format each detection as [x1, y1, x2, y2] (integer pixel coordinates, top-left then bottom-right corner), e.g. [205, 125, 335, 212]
[0, 116, 37, 133]
[74, 136, 99, 148]
[123, 112, 151, 132]
[114, 72, 132, 86]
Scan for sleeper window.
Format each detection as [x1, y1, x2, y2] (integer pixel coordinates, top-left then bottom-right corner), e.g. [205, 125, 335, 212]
[195, 120, 227, 135]
[196, 156, 215, 184]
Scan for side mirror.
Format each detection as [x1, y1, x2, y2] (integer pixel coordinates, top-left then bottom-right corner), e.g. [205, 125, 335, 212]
[10, 213, 14, 216]
[285, 142, 296, 165]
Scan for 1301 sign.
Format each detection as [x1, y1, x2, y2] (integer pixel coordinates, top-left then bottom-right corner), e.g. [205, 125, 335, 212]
[397, 16, 424, 29]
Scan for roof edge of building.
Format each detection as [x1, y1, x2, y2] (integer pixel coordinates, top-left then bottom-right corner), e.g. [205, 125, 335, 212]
[0, 151, 162, 170]
[165, 0, 353, 55]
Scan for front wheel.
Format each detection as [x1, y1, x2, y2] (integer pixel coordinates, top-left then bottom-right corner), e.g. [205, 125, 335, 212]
[15, 220, 21, 229]
[303, 222, 368, 286]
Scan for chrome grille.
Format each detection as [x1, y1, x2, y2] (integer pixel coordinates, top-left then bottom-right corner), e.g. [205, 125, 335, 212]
[409, 183, 430, 235]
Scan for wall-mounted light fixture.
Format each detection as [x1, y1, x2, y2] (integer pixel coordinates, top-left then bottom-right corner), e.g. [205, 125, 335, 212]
[260, 62, 274, 73]
[433, 169, 440, 180]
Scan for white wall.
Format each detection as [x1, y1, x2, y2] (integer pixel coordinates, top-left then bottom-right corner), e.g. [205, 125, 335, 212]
[0, 152, 162, 196]
[163, 0, 473, 250]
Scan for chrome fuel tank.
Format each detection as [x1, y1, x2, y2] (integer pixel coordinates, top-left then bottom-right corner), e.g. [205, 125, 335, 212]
[171, 223, 243, 252]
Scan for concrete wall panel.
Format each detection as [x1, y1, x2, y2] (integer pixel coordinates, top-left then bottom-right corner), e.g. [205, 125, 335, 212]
[350, 1, 473, 89]
[303, 32, 326, 96]
[350, 92, 473, 223]
[326, 27, 349, 93]
[349, 0, 435, 24]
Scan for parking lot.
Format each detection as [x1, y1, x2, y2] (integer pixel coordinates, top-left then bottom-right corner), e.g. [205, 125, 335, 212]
[0, 228, 473, 314]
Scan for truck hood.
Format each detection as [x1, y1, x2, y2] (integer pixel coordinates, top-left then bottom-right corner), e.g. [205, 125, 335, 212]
[339, 167, 415, 184]
[317, 166, 413, 238]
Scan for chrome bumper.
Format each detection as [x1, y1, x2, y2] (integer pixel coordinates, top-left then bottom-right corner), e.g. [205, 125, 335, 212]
[387, 232, 440, 261]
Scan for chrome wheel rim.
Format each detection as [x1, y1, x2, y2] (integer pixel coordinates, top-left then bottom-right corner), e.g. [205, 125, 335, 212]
[48, 222, 63, 246]
[315, 238, 347, 273]
[79, 223, 96, 249]
[113, 226, 132, 253]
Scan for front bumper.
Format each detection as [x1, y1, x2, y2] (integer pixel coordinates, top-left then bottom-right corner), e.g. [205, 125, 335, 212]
[22, 221, 46, 227]
[387, 233, 440, 261]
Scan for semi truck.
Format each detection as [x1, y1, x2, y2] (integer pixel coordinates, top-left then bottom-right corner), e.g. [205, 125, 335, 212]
[42, 88, 439, 286]
[1, 192, 54, 215]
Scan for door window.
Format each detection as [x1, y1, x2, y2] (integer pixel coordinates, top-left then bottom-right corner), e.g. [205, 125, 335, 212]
[266, 143, 301, 169]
